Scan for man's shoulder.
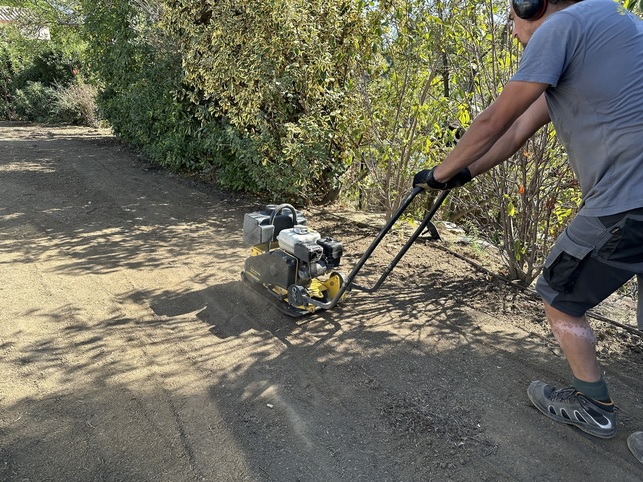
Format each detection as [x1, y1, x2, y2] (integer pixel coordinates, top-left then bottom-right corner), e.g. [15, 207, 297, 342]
[554, 0, 632, 22]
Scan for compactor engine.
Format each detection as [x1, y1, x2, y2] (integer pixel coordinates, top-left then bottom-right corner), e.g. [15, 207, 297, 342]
[241, 204, 346, 316]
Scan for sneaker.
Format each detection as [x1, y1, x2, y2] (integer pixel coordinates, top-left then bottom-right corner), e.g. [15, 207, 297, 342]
[527, 380, 617, 438]
[628, 431, 643, 464]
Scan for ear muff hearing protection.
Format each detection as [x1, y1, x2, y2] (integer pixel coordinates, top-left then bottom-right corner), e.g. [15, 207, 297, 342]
[512, 0, 548, 20]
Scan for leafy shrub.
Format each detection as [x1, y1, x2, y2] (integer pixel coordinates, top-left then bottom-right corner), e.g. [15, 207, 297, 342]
[1, 21, 90, 122]
[13, 49, 78, 89]
[81, 0, 234, 178]
[162, 0, 371, 203]
[12, 81, 57, 122]
[0, 45, 15, 118]
[12, 78, 99, 126]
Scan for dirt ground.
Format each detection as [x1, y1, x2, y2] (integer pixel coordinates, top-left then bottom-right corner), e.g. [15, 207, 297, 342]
[0, 121, 641, 482]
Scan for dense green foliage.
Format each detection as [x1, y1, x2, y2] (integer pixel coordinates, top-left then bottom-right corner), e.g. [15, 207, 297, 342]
[80, 0, 210, 166]
[162, 0, 372, 202]
[79, 0, 268, 174]
[0, 2, 96, 124]
[0, 41, 15, 117]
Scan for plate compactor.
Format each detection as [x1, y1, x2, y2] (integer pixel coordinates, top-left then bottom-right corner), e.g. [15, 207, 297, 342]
[241, 187, 450, 317]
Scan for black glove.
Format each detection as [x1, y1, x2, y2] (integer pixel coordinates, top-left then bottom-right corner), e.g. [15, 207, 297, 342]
[413, 168, 446, 190]
[445, 167, 472, 189]
[413, 167, 472, 191]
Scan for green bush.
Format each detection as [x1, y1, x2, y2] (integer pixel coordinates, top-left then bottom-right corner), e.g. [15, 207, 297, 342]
[13, 49, 78, 89]
[12, 81, 57, 122]
[12, 78, 99, 126]
[0, 46, 14, 118]
[1, 21, 90, 122]
[162, 0, 371, 203]
[81, 0, 233, 176]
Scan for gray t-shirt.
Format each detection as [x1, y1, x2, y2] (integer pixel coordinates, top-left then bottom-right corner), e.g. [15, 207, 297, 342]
[511, 0, 643, 216]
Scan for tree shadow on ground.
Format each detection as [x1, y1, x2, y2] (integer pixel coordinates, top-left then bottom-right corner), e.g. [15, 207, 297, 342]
[2, 123, 642, 482]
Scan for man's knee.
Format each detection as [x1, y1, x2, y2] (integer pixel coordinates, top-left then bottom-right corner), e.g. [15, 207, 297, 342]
[543, 301, 597, 344]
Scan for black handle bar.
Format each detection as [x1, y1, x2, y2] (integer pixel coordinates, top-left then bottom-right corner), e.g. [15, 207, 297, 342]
[299, 187, 450, 310]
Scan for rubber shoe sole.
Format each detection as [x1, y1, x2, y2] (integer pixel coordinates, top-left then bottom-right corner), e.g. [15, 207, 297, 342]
[527, 380, 616, 439]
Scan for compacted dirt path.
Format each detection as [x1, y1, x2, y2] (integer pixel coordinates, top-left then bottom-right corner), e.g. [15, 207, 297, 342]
[1, 121, 641, 481]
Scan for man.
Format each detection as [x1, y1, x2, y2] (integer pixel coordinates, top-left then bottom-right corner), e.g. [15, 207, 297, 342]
[413, 0, 643, 460]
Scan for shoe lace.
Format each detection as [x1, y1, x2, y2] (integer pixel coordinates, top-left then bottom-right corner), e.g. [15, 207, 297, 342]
[550, 386, 580, 403]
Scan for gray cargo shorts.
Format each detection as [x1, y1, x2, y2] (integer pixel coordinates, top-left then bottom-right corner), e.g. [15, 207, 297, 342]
[535, 208, 643, 317]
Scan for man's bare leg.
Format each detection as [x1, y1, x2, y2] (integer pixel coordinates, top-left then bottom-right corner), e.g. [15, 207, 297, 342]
[526, 300, 616, 438]
[543, 300, 601, 383]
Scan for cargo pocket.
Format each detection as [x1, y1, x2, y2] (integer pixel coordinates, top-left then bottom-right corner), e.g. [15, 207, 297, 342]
[597, 217, 643, 263]
[543, 235, 593, 294]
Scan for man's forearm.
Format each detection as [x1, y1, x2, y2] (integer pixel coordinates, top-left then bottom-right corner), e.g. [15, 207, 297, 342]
[433, 110, 510, 182]
[468, 126, 529, 177]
